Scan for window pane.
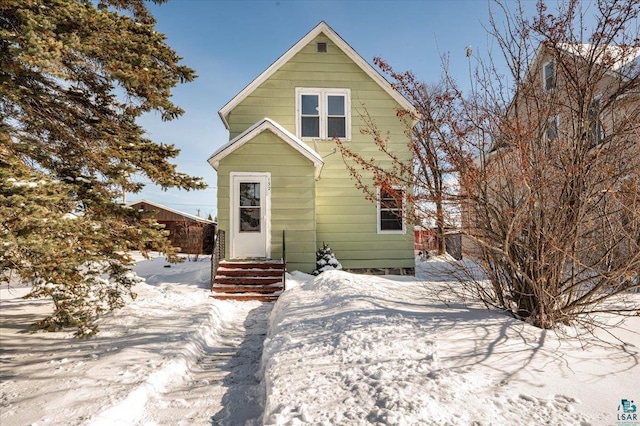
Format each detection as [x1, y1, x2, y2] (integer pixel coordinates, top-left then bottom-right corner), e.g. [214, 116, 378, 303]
[301, 94, 319, 115]
[327, 117, 346, 138]
[590, 121, 604, 145]
[302, 116, 320, 137]
[588, 99, 600, 120]
[240, 207, 261, 232]
[328, 95, 345, 115]
[589, 99, 604, 145]
[381, 211, 403, 230]
[380, 190, 401, 207]
[546, 118, 558, 141]
[381, 220, 403, 231]
[239, 183, 260, 207]
[544, 62, 555, 90]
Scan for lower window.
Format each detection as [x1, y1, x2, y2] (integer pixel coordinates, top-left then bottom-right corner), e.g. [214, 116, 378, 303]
[378, 188, 405, 233]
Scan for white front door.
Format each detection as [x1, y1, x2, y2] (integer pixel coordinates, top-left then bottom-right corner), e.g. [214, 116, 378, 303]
[230, 172, 271, 259]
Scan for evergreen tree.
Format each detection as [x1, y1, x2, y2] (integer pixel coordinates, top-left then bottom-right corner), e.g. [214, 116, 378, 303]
[0, 0, 205, 335]
[312, 243, 343, 275]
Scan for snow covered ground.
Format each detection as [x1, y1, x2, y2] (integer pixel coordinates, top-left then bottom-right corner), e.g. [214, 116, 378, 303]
[1, 254, 639, 425]
[263, 262, 640, 425]
[1, 254, 270, 426]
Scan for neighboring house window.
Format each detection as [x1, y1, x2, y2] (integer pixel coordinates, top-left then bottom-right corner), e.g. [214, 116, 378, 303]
[545, 115, 559, 142]
[296, 88, 351, 140]
[378, 187, 405, 233]
[588, 97, 605, 146]
[543, 61, 555, 91]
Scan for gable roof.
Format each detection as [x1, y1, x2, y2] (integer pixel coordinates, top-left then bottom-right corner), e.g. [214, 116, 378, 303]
[207, 118, 324, 177]
[127, 200, 215, 224]
[218, 21, 416, 129]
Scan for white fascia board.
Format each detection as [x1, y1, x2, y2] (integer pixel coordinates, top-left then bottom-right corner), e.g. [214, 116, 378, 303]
[207, 118, 323, 172]
[217, 21, 416, 129]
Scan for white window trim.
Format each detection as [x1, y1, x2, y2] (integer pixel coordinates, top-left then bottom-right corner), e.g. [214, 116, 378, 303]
[295, 87, 351, 141]
[229, 172, 272, 259]
[377, 186, 406, 234]
[543, 60, 555, 92]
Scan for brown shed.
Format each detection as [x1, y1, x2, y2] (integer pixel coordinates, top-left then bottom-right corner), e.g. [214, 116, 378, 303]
[128, 200, 216, 254]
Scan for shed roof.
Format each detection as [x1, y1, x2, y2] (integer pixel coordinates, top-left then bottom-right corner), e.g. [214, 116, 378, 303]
[127, 200, 215, 224]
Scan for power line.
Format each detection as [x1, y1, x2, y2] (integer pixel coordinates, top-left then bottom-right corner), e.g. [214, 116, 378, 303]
[130, 181, 217, 189]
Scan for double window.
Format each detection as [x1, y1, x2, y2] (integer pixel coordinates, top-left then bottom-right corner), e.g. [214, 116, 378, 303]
[378, 187, 405, 233]
[296, 88, 351, 140]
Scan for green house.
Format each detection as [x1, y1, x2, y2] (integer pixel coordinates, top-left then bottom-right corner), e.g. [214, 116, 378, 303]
[208, 21, 416, 274]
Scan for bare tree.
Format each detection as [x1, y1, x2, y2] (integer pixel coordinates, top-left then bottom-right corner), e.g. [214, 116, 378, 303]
[337, 58, 471, 255]
[460, 0, 640, 329]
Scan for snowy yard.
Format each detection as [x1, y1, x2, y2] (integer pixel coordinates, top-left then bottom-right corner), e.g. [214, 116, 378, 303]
[1, 254, 638, 425]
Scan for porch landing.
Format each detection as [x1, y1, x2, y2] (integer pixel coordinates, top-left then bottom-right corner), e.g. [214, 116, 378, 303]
[211, 260, 285, 302]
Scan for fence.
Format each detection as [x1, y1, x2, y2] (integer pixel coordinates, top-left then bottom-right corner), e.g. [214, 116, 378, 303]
[414, 228, 463, 260]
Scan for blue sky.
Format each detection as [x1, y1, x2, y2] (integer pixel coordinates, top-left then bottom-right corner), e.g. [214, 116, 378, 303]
[132, 0, 540, 219]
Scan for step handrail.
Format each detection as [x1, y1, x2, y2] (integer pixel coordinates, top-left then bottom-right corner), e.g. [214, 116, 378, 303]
[210, 229, 225, 289]
[282, 229, 286, 291]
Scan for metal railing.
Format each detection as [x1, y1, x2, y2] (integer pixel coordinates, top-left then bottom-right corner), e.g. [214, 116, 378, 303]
[282, 229, 286, 290]
[210, 229, 225, 289]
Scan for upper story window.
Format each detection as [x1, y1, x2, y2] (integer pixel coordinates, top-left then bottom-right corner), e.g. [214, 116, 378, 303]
[378, 187, 405, 234]
[543, 61, 555, 91]
[296, 88, 351, 140]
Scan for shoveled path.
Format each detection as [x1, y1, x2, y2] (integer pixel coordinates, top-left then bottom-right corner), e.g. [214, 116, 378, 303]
[139, 301, 273, 426]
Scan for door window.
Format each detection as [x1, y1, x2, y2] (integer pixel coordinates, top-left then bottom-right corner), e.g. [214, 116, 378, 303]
[239, 182, 261, 232]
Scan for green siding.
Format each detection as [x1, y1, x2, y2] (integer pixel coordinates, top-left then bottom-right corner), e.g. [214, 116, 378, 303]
[223, 32, 414, 272]
[217, 131, 317, 272]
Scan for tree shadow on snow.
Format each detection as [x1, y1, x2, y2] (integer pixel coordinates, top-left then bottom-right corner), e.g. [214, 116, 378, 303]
[275, 287, 639, 394]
